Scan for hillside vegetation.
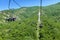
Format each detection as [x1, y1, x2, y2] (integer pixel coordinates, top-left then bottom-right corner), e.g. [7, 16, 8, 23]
[40, 2, 60, 40]
[0, 6, 39, 40]
[0, 2, 60, 40]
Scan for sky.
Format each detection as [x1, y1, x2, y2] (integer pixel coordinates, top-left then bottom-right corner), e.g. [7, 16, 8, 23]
[0, 0, 60, 11]
[42, 0, 60, 6]
[0, 0, 40, 11]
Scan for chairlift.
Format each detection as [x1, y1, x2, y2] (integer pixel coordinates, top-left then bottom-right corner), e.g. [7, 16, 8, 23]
[6, 0, 20, 21]
[39, 23, 43, 28]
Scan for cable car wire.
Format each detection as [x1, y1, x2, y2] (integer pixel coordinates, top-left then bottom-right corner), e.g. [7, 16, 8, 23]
[13, 0, 21, 7]
[8, 0, 11, 9]
[8, 0, 21, 9]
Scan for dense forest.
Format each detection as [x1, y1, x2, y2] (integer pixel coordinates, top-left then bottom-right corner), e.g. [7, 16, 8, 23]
[0, 6, 39, 40]
[0, 2, 60, 40]
[40, 2, 60, 40]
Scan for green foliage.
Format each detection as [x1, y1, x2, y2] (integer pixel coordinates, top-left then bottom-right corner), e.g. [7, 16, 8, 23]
[0, 6, 39, 40]
[40, 3, 60, 40]
[0, 2, 60, 40]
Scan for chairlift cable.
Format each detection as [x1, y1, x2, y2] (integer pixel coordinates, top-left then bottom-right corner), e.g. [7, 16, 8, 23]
[8, 0, 21, 9]
[40, 0, 42, 14]
[8, 0, 11, 9]
[13, 0, 21, 7]
[36, 0, 42, 40]
[8, 0, 21, 18]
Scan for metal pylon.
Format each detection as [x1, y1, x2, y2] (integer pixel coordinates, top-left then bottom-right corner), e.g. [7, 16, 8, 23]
[36, 0, 42, 40]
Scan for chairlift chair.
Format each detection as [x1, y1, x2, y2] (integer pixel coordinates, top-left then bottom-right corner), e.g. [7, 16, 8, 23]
[6, 0, 20, 21]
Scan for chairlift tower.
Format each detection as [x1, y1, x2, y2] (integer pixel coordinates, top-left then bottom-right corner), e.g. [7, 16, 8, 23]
[36, 11, 40, 40]
[8, 0, 20, 18]
[36, 0, 42, 40]
[6, 0, 20, 21]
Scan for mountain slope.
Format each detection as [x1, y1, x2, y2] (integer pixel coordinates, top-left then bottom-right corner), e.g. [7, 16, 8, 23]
[0, 6, 39, 40]
[40, 2, 60, 40]
[0, 2, 60, 40]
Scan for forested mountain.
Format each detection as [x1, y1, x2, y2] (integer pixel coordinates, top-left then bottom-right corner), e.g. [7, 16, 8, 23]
[0, 2, 60, 40]
[40, 2, 60, 40]
[0, 6, 39, 40]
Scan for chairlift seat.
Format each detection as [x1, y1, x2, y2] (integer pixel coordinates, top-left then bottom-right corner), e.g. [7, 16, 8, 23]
[39, 24, 43, 28]
[6, 17, 16, 21]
